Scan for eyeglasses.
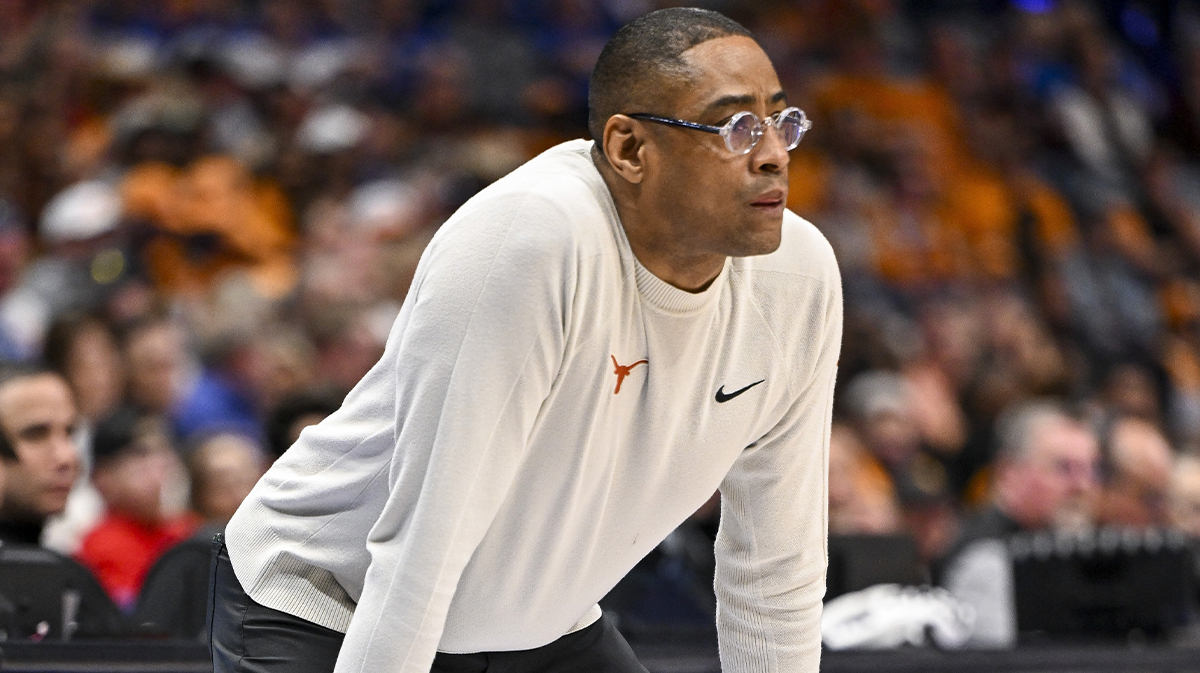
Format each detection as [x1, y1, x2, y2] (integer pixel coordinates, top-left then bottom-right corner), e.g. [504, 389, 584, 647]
[626, 106, 812, 155]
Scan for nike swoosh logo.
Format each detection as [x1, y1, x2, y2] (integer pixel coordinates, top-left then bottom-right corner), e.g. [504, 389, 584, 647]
[715, 379, 765, 403]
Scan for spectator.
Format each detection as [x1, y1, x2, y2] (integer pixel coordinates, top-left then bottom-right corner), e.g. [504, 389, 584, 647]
[1171, 455, 1200, 539]
[187, 432, 265, 529]
[121, 313, 260, 442]
[845, 370, 958, 561]
[39, 312, 123, 555]
[828, 423, 901, 535]
[940, 400, 1099, 648]
[1096, 416, 1174, 528]
[0, 365, 124, 636]
[75, 407, 197, 611]
[42, 313, 125, 424]
[216, 326, 319, 422]
[130, 431, 264, 639]
[0, 366, 80, 545]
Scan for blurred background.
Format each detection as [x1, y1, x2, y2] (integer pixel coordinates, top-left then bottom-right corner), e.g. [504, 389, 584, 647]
[2, 0, 1200, 668]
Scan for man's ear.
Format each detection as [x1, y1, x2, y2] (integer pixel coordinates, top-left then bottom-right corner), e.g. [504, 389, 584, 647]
[602, 115, 647, 185]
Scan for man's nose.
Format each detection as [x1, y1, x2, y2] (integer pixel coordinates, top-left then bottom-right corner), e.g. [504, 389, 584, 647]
[52, 434, 79, 470]
[752, 122, 790, 174]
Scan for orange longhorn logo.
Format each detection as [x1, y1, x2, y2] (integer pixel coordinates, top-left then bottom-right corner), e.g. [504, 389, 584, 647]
[611, 355, 648, 395]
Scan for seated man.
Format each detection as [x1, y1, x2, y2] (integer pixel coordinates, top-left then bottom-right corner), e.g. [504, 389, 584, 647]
[939, 399, 1099, 648]
[0, 366, 82, 545]
[133, 432, 266, 638]
[0, 365, 123, 637]
[1095, 416, 1174, 528]
[1170, 455, 1200, 539]
[75, 407, 197, 611]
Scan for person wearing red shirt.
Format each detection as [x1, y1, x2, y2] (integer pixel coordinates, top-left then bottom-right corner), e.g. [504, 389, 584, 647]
[76, 407, 198, 610]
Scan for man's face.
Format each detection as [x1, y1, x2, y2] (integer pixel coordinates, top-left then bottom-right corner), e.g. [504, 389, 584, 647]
[125, 323, 183, 414]
[93, 420, 178, 524]
[1099, 420, 1173, 527]
[0, 374, 80, 522]
[193, 434, 264, 522]
[1006, 418, 1099, 529]
[638, 35, 790, 259]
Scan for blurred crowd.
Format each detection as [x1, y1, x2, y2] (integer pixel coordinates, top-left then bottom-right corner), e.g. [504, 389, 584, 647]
[3, 0, 1200, 647]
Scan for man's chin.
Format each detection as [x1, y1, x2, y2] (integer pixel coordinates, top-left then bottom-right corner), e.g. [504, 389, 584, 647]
[729, 224, 783, 258]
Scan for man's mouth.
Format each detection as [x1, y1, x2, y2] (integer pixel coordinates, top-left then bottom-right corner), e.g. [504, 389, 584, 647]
[750, 188, 786, 210]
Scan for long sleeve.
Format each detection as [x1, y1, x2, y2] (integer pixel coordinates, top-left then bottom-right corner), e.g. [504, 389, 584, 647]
[332, 193, 574, 673]
[714, 272, 842, 673]
[224, 142, 846, 663]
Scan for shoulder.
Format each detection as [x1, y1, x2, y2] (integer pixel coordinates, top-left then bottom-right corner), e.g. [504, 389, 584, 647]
[447, 140, 607, 240]
[424, 140, 611, 269]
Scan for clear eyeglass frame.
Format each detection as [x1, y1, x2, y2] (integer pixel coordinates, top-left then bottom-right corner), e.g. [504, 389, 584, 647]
[626, 106, 812, 155]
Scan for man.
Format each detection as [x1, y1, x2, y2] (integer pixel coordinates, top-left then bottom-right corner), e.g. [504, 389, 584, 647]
[75, 407, 197, 610]
[1170, 455, 1200, 539]
[0, 366, 81, 544]
[1095, 416, 1173, 527]
[940, 400, 1100, 648]
[0, 365, 124, 637]
[132, 432, 265, 639]
[213, 8, 840, 673]
[122, 314, 260, 442]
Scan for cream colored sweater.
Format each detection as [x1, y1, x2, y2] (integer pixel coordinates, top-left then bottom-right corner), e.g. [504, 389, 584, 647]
[225, 139, 841, 673]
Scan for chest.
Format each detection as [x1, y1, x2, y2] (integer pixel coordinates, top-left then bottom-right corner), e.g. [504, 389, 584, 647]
[546, 278, 794, 471]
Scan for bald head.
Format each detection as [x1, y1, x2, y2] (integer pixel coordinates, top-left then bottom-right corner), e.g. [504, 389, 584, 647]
[1098, 417, 1173, 526]
[588, 7, 753, 151]
[1109, 418, 1173, 484]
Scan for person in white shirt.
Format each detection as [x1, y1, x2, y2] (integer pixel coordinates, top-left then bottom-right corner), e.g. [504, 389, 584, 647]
[209, 7, 841, 673]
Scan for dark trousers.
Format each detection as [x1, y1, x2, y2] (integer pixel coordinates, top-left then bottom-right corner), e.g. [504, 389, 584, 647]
[208, 536, 647, 673]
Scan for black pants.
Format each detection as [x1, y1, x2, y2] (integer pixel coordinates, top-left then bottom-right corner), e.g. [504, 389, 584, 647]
[208, 535, 647, 673]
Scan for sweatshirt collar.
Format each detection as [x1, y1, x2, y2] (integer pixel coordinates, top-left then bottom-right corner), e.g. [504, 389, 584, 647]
[632, 254, 729, 314]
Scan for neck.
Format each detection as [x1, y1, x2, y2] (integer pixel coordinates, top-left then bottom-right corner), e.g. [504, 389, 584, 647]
[592, 147, 725, 293]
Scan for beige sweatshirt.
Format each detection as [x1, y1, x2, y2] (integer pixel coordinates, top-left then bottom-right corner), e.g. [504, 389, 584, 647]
[225, 139, 841, 673]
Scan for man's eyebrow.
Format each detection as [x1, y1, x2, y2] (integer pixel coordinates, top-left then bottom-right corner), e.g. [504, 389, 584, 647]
[16, 422, 51, 438]
[700, 90, 789, 118]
